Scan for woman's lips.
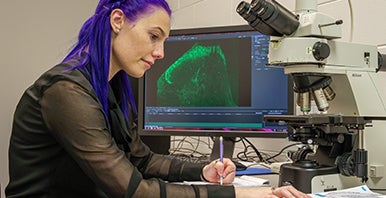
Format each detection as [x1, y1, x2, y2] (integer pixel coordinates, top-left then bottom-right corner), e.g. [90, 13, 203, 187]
[142, 59, 153, 69]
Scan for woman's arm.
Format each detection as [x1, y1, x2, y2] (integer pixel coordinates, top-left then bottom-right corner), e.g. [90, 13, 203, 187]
[42, 80, 233, 198]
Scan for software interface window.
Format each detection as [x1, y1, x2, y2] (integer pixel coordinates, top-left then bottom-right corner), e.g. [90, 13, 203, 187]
[140, 26, 291, 135]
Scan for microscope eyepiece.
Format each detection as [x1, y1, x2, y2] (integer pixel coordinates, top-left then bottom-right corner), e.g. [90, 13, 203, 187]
[237, 1, 250, 13]
[237, 0, 300, 36]
[237, 1, 255, 21]
[237, 1, 282, 36]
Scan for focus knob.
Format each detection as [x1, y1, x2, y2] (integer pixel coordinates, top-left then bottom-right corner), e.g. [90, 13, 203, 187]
[312, 41, 330, 61]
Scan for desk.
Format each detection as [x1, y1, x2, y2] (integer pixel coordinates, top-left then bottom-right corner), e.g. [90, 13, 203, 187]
[243, 173, 386, 195]
[240, 174, 386, 197]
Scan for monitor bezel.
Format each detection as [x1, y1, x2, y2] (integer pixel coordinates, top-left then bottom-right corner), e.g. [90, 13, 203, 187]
[137, 25, 294, 138]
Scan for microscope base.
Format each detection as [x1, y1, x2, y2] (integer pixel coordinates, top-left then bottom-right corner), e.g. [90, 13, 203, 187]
[279, 163, 363, 193]
[311, 174, 364, 194]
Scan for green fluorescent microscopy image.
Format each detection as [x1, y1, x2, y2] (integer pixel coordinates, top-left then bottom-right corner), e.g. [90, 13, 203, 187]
[157, 43, 237, 107]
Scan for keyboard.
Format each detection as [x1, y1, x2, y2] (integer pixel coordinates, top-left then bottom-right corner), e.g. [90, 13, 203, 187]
[168, 154, 211, 164]
[168, 154, 248, 171]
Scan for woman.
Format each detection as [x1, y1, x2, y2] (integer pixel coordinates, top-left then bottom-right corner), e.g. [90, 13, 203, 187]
[6, 0, 309, 197]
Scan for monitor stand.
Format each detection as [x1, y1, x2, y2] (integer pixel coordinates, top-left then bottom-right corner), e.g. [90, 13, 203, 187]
[141, 136, 170, 155]
[210, 137, 236, 161]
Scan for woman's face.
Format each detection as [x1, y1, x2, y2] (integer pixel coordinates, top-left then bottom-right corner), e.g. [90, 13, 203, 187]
[110, 7, 171, 79]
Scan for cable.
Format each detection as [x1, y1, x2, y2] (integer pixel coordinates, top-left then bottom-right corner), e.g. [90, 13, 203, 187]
[170, 136, 302, 165]
[265, 142, 304, 162]
[169, 136, 189, 156]
[169, 136, 213, 158]
[242, 137, 267, 163]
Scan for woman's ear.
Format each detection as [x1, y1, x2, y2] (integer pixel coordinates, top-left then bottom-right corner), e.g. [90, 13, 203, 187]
[110, 9, 125, 33]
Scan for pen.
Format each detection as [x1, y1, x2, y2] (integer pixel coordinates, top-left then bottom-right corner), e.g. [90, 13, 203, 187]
[219, 136, 223, 185]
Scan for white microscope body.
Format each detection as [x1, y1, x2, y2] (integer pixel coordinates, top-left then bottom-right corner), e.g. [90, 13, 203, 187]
[238, 0, 386, 193]
[269, 0, 386, 192]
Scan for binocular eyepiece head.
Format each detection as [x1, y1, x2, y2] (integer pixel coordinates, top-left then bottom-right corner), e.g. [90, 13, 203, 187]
[237, 0, 300, 36]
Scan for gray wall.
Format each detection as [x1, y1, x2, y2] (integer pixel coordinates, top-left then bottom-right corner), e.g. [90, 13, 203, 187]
[168, 0, 386, 51]
[0, 1, 98, 196]
[1, 0, 386, 196]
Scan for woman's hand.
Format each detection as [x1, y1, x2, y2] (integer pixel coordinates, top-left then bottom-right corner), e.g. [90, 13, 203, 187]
[235, 185, 311, 198]
[202, 158, 236, 184]
[201, 159, 310, 198]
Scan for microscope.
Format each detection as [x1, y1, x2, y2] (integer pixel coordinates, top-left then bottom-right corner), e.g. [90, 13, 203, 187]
[237, 0, 386, 194]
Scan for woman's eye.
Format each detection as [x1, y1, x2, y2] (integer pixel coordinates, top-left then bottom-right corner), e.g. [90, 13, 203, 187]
[150, 34, 160, 41]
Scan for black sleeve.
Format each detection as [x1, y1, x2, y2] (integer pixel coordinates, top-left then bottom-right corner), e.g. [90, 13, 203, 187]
[42, 81, 235, 198]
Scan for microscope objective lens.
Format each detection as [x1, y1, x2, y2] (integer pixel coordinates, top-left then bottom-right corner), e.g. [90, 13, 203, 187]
[297, 92, 311, 113]
[312, 88, 329, 112]
[323, 86, 336, 101]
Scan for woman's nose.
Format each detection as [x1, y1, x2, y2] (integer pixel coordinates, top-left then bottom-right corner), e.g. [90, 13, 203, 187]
[152, 44, 165, 59]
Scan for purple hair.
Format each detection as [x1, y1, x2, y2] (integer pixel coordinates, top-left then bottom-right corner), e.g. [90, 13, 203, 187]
[62, 0, 171, 120]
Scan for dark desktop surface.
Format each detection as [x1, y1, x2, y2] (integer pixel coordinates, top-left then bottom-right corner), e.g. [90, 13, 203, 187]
[234, 161, 248, 171]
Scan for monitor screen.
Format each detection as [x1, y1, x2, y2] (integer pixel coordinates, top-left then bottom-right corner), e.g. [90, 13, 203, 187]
[138, 25, 293, 138]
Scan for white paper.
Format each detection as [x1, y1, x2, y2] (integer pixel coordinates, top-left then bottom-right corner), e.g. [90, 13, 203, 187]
[179, 176, 269, 187]
[237, 175, 269, 186]
[309, 185, 386, 198]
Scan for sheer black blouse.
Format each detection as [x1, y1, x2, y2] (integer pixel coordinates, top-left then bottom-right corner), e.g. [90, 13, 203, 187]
[6, 62, 235, 198]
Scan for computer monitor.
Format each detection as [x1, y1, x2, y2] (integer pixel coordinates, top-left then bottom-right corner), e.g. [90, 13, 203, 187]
[137, 25, 293, 157]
